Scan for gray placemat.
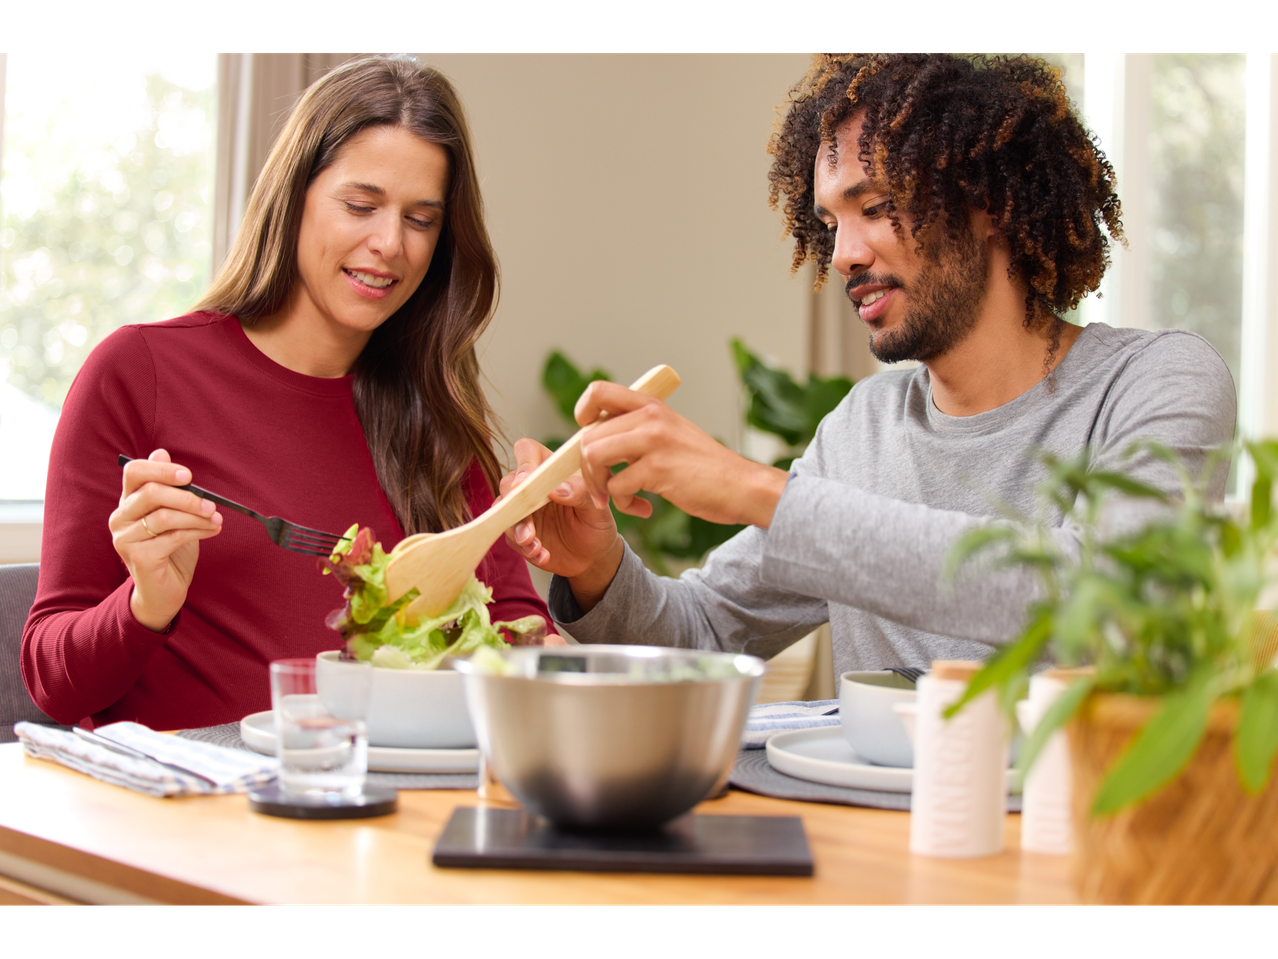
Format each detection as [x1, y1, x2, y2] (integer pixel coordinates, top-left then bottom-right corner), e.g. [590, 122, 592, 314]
[178, 723, 479, 790]
[729, 748, 1022, 813]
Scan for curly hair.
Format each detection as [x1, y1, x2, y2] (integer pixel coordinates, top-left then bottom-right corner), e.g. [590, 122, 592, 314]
[767, 54, 1124, 326]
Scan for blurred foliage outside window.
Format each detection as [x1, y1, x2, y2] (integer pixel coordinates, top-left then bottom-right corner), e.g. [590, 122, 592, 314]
[1148, 54, 1245, 392]
[541, 343, 854, 576]
[1030, 53, 1244, 381]
[0, 55, 215, 498]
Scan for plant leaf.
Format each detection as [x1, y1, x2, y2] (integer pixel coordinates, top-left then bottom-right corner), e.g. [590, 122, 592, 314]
[1248, 439, 1278, 483]
[1236, 672, 1278, 794]
[731, 338, 808, 444]
[731, 338, 853, 450]
[802, 373, 855, 443]
[944, 605, 1054, 718]
[942, 524, 1019, 582]
[1081, 469, 1171, 502]
[1016, 675, 1095, 776]
[1251, 475, 1272, 532]
[542, 351, 611, 424]
[1091, 677, 1215, 816]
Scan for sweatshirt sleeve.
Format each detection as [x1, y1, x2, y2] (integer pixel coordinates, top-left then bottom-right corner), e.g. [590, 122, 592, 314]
[21, 326, 176, 724]
[549, 534, 828, 659]
[759, 477, 1058, 644]
[463, 461, 555, 637]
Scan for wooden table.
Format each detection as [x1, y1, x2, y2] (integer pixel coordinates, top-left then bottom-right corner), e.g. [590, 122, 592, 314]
[0, 743, 1074, 905]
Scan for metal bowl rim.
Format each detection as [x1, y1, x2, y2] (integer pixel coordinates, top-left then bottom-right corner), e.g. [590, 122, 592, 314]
[453, 643, 766, 684]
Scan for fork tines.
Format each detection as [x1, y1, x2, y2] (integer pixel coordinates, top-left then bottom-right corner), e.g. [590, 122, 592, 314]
[280, 525, 349, 557]
[886, 666, 926, 685]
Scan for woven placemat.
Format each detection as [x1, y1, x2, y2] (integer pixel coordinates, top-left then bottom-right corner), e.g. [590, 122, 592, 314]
[178, 723, 478, 790]
[729, 748, 1022, 813]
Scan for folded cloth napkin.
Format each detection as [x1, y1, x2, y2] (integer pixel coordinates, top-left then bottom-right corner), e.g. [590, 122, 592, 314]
[742, 699, 839, 749]
[15, 720, 277, 798]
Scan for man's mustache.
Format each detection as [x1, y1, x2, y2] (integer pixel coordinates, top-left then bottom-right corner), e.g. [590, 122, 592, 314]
[844, 272, 904, 299]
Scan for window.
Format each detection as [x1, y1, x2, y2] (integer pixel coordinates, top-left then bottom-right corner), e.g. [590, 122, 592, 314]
[0, 53, 216, 500]
[1076, 54, 1263, 494]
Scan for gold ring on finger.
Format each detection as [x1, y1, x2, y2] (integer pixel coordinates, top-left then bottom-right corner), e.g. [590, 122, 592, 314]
[141, 515, 159, 538]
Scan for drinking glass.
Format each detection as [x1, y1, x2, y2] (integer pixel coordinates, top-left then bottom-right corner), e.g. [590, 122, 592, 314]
[270, 657, 371, 800]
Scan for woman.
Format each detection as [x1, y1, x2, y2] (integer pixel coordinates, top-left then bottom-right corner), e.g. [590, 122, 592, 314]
[22, 56, 555, 731]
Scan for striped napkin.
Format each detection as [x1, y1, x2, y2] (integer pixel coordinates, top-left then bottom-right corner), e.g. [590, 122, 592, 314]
[15, 721, 277, 798]
[742, 699, 839, 748]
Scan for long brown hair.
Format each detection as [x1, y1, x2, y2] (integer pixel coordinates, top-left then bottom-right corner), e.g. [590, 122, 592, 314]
[197, 56, 500, 535]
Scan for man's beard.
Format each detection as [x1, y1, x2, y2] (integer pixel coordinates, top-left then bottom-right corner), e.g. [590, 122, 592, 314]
[849, 226, 990, 365]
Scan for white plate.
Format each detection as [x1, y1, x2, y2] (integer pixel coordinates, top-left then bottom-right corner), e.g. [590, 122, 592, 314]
[766, 727, 914, 792]
[239, 710, 479, 774]
[765, 727, 1020, 794]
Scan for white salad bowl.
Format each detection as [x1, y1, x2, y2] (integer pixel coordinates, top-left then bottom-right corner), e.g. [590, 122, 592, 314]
[315, 650, 477, 749]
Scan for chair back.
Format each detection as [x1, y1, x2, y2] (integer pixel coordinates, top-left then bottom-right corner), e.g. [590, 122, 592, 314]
[0, 564, 56, 743]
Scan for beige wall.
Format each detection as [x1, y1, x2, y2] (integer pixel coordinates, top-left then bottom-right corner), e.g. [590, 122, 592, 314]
[419, 54, 816, 456]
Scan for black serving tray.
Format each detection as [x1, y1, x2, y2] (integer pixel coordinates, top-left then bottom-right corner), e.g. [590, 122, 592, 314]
[432, 806, 813, 876]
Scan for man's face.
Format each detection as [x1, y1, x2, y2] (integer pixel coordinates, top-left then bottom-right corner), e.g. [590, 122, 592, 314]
[812, 115, 989, 364]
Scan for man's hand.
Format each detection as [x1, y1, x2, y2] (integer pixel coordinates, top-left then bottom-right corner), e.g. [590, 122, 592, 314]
[501, 438, 626, 611]
[109, 449, 223, 632]
[572, 381, 790, 529]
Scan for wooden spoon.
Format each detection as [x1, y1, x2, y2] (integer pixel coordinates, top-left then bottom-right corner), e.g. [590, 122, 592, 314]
[384, 364, 681, 621]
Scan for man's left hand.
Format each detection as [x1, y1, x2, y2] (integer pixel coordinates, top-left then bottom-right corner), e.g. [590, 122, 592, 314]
[573, 381, 790, 529]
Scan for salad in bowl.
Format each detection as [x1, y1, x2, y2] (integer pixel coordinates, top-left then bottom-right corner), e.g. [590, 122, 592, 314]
[320, 524, 546, 669]
[314, 525, 547, 749]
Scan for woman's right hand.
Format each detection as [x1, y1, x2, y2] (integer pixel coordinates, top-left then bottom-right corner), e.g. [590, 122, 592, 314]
[109, 449, 223, 632]
[501, 438, 625, 612]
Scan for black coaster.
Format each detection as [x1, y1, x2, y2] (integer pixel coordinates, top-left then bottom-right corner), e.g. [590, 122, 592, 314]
[248, 783, 398, 820]
[432, 806, 813, 876]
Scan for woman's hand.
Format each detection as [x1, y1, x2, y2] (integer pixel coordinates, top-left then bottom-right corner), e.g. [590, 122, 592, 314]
[573, 382, 790, 529]
[501, 438, 625, 612]
[109, 449, 223, 632]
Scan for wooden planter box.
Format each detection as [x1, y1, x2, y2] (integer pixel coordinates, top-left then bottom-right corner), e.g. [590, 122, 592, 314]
[1068, 694, 1278, 904]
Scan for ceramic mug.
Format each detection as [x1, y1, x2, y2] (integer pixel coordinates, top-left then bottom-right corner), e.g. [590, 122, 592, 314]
[839, 670, 918, 767]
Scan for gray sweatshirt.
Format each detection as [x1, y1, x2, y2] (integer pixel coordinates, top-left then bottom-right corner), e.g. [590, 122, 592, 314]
[548, 324, 1237, 682]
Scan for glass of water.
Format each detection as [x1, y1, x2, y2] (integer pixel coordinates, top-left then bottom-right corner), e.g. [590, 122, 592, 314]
[270, 657, 371, 800]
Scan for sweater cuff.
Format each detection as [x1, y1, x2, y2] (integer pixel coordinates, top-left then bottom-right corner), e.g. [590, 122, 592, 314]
[114, 579, 183, 643]
[547, 574, 585, 623]
[94, 583, 182, 712]
[547, 540, 646, 632]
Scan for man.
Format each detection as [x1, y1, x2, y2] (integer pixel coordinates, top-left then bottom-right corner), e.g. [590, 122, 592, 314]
[503, 54, 1236, 676]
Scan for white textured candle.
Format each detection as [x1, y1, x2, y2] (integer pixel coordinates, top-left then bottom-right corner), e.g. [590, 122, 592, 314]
[909, 663, 1008, 858]
[1016, 673, 1074, 856]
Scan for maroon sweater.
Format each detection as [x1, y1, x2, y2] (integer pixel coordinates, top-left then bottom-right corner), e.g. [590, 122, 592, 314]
[22, 311, 550, 729]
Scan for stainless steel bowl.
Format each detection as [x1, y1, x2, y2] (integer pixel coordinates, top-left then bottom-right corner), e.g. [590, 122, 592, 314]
[454, 645, 764, 831]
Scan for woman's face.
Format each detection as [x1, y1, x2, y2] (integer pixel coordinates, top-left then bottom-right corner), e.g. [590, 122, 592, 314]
[292, 125, 451, 342]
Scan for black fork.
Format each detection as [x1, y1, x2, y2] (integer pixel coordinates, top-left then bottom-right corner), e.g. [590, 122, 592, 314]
[118, 454, 350, 557]
[886, 666, 927, 685]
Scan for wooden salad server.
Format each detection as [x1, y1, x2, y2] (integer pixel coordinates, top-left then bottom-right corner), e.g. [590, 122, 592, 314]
[384, 364, 681, 621]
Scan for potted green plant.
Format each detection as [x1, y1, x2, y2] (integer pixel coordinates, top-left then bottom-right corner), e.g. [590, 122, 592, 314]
[946, 440, 1278, 904]
[539, 341, 854, 575]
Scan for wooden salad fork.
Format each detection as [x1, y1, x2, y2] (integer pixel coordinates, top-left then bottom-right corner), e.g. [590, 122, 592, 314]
[117, 455, 350, 557]
[384, 364, 681, 621]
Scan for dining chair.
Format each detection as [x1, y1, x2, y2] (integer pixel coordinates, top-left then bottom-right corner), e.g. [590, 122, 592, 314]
[0, 563, 58, 744]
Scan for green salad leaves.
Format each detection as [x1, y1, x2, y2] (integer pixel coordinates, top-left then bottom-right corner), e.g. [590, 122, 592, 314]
[320, 524, 545, 669]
